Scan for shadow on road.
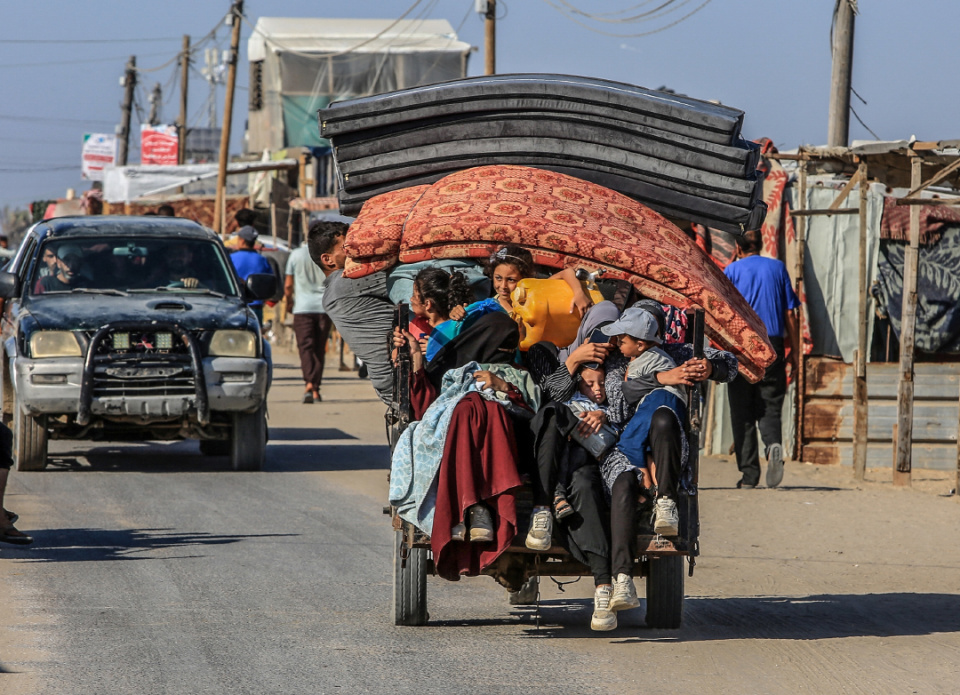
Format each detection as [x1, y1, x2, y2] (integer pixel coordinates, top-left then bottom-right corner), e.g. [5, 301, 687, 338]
[264, 443, 390, 472]
[267, 427, 358, 441]
[0, 527, 296, 563]
[41, 438, 388, 473]
[521, 593, 960, 641]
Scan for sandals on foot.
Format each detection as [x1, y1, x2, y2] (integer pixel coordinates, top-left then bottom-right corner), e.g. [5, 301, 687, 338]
[554, 495, 574, 520]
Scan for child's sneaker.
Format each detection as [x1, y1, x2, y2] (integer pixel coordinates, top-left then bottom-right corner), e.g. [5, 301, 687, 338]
[654, 497, 679, 536]
[591, 584, 617, 631]
[609, 573, 640, 611]
[525, 506, 553, 550]
[467, 504, 494, 542]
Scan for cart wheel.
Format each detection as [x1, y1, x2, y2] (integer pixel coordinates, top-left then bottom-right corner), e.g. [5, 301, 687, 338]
[393, 529, 427, 626]
[645, 555, 684, 629]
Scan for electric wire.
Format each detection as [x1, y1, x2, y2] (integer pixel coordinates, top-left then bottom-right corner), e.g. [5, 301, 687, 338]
[555, 0, 683, 23]
[541, 0, 713, 37]
[237, 0, 427, 59]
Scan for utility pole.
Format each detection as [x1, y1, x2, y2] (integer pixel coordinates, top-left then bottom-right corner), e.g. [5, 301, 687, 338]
[117, 55, 137, 166]
[178, 34, 190, 164]
[484, 0, 496, 75]
[213, 0, 243, 236]
[827, 0, 856, 147]
[147, 82, 162, 126]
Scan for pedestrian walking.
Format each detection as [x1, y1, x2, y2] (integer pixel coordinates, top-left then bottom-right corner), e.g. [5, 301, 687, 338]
[285, 221, 337, 403]
[0, 424, 32, 545]
[724, 229, 800, 489]
[230, 225, 272, 325]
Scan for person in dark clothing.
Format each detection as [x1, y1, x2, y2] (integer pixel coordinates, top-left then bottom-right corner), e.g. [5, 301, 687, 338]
[0, 425, 32, 545]
[724, 230, 800, 489]
[529, 299, 737, 630]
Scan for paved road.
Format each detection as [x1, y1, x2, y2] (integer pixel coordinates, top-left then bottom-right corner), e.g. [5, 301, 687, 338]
[2, 349, 959, 694]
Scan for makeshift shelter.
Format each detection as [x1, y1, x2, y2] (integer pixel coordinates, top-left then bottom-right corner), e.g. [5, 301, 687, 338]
[703, 140, 960, 485]
[246, 17, 471, 154]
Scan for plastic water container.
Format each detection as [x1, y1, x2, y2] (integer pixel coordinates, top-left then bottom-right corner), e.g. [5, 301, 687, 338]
[511, 278, 604, 351]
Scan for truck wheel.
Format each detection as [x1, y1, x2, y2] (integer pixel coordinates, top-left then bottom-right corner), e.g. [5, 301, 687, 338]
[230, 405, 266, 471]
[645, 555, 684, 629]
[393, 529, 427, 626]
[13, 396, 48, 472]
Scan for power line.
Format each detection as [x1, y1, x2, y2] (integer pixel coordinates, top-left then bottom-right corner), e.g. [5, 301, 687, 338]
[0, 113, 115, 126]
[555, 0, 685, 24]
[0, 37, 181, 44]
[542, 0, 713, 37]
[0, 51, 172, 70]
[237, 0, 427, 59]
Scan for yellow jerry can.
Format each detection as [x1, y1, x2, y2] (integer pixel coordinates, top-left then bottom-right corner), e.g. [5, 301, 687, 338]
[511, 278, 604, 351]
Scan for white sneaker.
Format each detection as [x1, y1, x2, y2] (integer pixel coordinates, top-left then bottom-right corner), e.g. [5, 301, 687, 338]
[591, 584, 617, 631]
[525, 506, 553, 550]
[450, 522, 466, 542]
[468, 505, 494, 542]
[609, 572, 640, 612]
[654, 497, 679, 536]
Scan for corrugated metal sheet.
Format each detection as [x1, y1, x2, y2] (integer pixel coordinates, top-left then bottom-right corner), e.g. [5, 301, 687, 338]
[802, 357, 960, 470]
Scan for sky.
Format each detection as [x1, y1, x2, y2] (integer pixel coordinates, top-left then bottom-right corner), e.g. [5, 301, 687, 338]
[1, 0, 956, 212]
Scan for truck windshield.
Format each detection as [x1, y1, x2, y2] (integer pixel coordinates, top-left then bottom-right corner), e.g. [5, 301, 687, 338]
[30, 238, 239, 297]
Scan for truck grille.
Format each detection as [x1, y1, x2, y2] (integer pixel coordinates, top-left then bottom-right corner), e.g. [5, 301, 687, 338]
[92, 360, 196, 398]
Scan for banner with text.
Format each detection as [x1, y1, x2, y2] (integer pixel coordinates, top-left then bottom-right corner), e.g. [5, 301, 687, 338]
[140, 124, 179, 165]
[81, 133, 117, 181]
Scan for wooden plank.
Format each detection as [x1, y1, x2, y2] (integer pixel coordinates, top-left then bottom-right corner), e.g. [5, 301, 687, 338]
[804, 358, 960, 400]
[853, 161, 869, 480]
[804, 441, 959, 470]
[895, 156, 923, 485]
[795, 162, 808, 463]
[790, 208, 859, 217]
[803, 400, 958, 442]
[829, 169, 862, 210]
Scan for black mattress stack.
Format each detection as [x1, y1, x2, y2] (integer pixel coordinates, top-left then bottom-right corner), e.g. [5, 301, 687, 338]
[321, 74, 766, 235]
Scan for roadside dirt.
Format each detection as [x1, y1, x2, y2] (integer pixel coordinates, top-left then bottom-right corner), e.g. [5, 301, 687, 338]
[527, 455, 960, 694]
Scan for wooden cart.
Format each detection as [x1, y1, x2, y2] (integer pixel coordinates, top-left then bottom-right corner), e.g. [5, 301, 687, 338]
[387, 307, 706, 629]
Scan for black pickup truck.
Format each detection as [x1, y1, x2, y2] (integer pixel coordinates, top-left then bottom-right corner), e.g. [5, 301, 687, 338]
[0, 216, 276, 471]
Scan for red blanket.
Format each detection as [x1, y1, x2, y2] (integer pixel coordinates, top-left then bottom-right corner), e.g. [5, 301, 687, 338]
[344, 165, 775, 381]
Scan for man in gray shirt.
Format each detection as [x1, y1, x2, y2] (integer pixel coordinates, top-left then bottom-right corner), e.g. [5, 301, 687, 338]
[312, 236, 396, 404]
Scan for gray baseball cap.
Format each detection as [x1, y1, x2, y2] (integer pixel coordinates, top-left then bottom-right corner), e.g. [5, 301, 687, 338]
[236, 225, 258, 243]
[600, 307, 662, 344]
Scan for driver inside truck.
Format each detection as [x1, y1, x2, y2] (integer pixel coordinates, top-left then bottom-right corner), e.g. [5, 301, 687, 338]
[35, 244, 88, 293]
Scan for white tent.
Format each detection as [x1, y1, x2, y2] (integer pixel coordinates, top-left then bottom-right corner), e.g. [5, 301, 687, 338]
[246, 17, 471, 153]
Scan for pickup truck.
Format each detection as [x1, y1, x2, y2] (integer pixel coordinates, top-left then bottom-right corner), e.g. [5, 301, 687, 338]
[0, 216, 276, 471]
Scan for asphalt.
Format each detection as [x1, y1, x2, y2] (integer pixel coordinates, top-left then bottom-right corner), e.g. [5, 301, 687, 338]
[0, 352, 625, 695]
[3, 349, 960, 694]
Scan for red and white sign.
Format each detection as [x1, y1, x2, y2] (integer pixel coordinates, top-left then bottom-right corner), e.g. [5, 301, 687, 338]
[81, 133, 117, 181]
[140, 124, 179, 165]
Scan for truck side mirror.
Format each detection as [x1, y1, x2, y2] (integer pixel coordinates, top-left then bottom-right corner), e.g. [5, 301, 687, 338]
[245, 273, 277, 301]
[0, 271, 19, 299]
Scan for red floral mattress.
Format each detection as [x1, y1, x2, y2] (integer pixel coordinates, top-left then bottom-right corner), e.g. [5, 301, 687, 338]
[343, 165, 775, 381]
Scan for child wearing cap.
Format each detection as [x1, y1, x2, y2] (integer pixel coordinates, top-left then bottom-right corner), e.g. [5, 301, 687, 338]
[601, 307, 687, 407]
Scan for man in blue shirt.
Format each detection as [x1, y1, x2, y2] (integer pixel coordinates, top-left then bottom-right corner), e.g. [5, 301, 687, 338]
[724, 230, 800, 489]
[230, 225, 273, 325]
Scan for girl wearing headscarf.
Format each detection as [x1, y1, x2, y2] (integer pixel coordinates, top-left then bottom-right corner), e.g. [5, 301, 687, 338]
[390, 313, 541, 582]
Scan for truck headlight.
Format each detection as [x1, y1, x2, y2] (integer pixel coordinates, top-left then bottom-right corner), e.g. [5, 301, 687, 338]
[30, 331, 82, 358]
[209, 330, 257, 357]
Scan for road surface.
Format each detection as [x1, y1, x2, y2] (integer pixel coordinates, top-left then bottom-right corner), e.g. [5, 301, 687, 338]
[1, 349, 958, 694]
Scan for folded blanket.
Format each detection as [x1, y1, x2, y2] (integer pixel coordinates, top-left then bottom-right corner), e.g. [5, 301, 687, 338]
[389, 361, 539, 534]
